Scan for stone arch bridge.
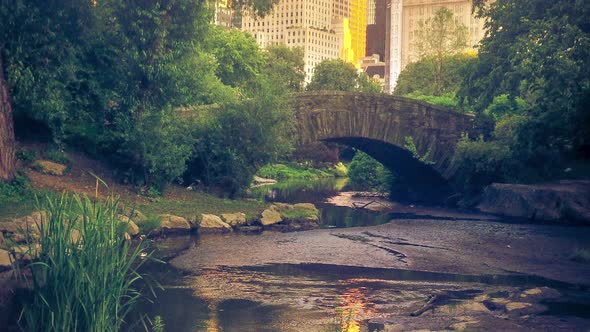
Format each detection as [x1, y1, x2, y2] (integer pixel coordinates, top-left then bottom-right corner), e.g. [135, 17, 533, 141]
[292, 91, 479, 202]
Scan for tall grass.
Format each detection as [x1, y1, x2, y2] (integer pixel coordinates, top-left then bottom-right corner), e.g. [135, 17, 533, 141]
[17, 194, 151, 332]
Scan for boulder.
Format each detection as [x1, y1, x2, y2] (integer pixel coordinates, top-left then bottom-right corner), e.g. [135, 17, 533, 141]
[519, 287, 560, 300]
[122, 208, 146, 223]
[33, 160, 67, 176]
[293, 203, 317, 211]
[117, 215, 140, 236]
[221, 213, 247, 227]
[252, 176, 277, 185]
[0, 249, 11, 271]
[477, 181, 590, 223]
[200, 214, 232, 232]
[260, 208, 282, 226]
[157, 214, 191, 234]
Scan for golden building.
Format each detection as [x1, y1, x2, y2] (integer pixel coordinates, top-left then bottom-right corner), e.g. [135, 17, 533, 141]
[332, 0, 367, 66]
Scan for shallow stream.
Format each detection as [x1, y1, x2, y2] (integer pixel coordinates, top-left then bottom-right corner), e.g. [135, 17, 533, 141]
[130, 178, 590, 331]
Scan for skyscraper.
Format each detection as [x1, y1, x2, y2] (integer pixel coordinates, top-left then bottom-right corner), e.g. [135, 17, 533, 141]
[241, 0, 341, 81]
[366, 0, 387, 60]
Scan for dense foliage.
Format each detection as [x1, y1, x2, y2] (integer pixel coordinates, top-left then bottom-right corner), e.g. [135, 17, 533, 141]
[452, 0, 590, 191]
[412, 8, 468, 95]
[0, 0, 294, 194]
[347, 151, 391, 192]
[306, 59, 381, 93]
[17, 194, 150, 332]
[394, 53, 476, 98]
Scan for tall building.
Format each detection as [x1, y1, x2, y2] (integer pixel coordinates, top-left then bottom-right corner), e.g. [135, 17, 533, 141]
[366, 0, 387, 60]
[241, 0, 341, 81]
[212, 0, 235, 28]
[384, 0, 486, 93]
[367, 0, 377, 24]
[349, 0, 367, 65]
[332, 0, 367, 66]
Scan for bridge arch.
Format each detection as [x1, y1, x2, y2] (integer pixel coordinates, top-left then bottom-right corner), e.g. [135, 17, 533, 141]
[292, 92, 478, 202]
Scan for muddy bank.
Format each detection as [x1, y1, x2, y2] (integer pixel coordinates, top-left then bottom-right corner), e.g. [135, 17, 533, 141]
[166, 209, 590, 331]
[172, 213, 590, 285]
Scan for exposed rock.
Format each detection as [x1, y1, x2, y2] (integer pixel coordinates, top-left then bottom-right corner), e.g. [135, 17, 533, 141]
[260, 208, 282, 226]
[157, 214, 191, 234]
[505, 302, 532, 312]
[122, 208, 146, 223]
[0, 232, 4, 248]
[33, 160, 67, 176]
[0, 250, 11, 271]
[504, 301, 546, 316]
[9, 233, 25, 244]
[221, 213, 247, 227]
[118, 215, 140, 236]
[293, 203, 317, 211]
[449, 316, 480, 331]
[0, 222, 18, 233]
[252, 176, 277, 185]
[200, 214, 232, 232]
[519, 287, 560, 300]
[477, 181, 590, 223]
[69, 229, 80, 243]
[11, 245, 40, 261]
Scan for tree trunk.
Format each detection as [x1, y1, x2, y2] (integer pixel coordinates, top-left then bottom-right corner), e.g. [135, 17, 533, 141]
[436, 50, 443, 95]
[0, 51, 16, 182]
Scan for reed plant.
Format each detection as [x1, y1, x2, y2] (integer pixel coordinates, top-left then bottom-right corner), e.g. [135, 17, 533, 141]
[16, 193, 151, 332]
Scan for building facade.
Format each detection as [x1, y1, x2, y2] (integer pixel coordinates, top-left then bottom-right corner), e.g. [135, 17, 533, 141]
[385, 0, 486, 93]
[241, 0, 341, 81]
[366, 0, 387, 60]
[332, 0, 367, 65]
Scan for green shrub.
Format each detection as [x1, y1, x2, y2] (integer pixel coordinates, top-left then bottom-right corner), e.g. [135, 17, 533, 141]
[16, 149, 37, 164]
[404, 92, 459, 109]
[483, 94, 527, 121]
[333, 162, 348, 177]
[16, 194, 153, 332]
[347, 151, 391, 191]
[257, 163, 333, 181]
[140, 215, 162, 234]
[42, 148, 71, 166]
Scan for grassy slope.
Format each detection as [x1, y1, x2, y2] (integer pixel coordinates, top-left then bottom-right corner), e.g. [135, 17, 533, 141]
[1, 145, 267, 222]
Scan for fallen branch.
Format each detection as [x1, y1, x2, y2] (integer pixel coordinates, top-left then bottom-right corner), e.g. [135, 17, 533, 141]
[352, 200, 377, 209]
[410, 294, 438, 317]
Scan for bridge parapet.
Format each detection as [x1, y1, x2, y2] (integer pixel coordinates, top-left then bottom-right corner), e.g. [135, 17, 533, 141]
[292, 91, 478, 179]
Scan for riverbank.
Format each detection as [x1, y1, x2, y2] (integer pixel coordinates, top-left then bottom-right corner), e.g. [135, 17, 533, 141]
[167, 207, 590, 331]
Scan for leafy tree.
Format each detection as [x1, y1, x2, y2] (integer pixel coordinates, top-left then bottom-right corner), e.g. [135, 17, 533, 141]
[207, 27, 265, 93]
[394, 53, 476, 96]
[265, 45, 305, 92]
[413, 8, 468, 95]
[458, 0, 590, 181]
[347, 151, 391, 191]
[306, 59, 381, 92]
[187, 78, 294, 197]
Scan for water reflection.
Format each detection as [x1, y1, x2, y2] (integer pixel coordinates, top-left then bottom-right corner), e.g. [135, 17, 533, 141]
[249, 177, 393, 229]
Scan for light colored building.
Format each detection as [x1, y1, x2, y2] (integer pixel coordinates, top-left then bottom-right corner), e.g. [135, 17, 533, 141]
[241, 0, 341, 81]
[385, 0, 486, 93]
[212, 0, 235, 28]
[360, 54, 386, 90]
